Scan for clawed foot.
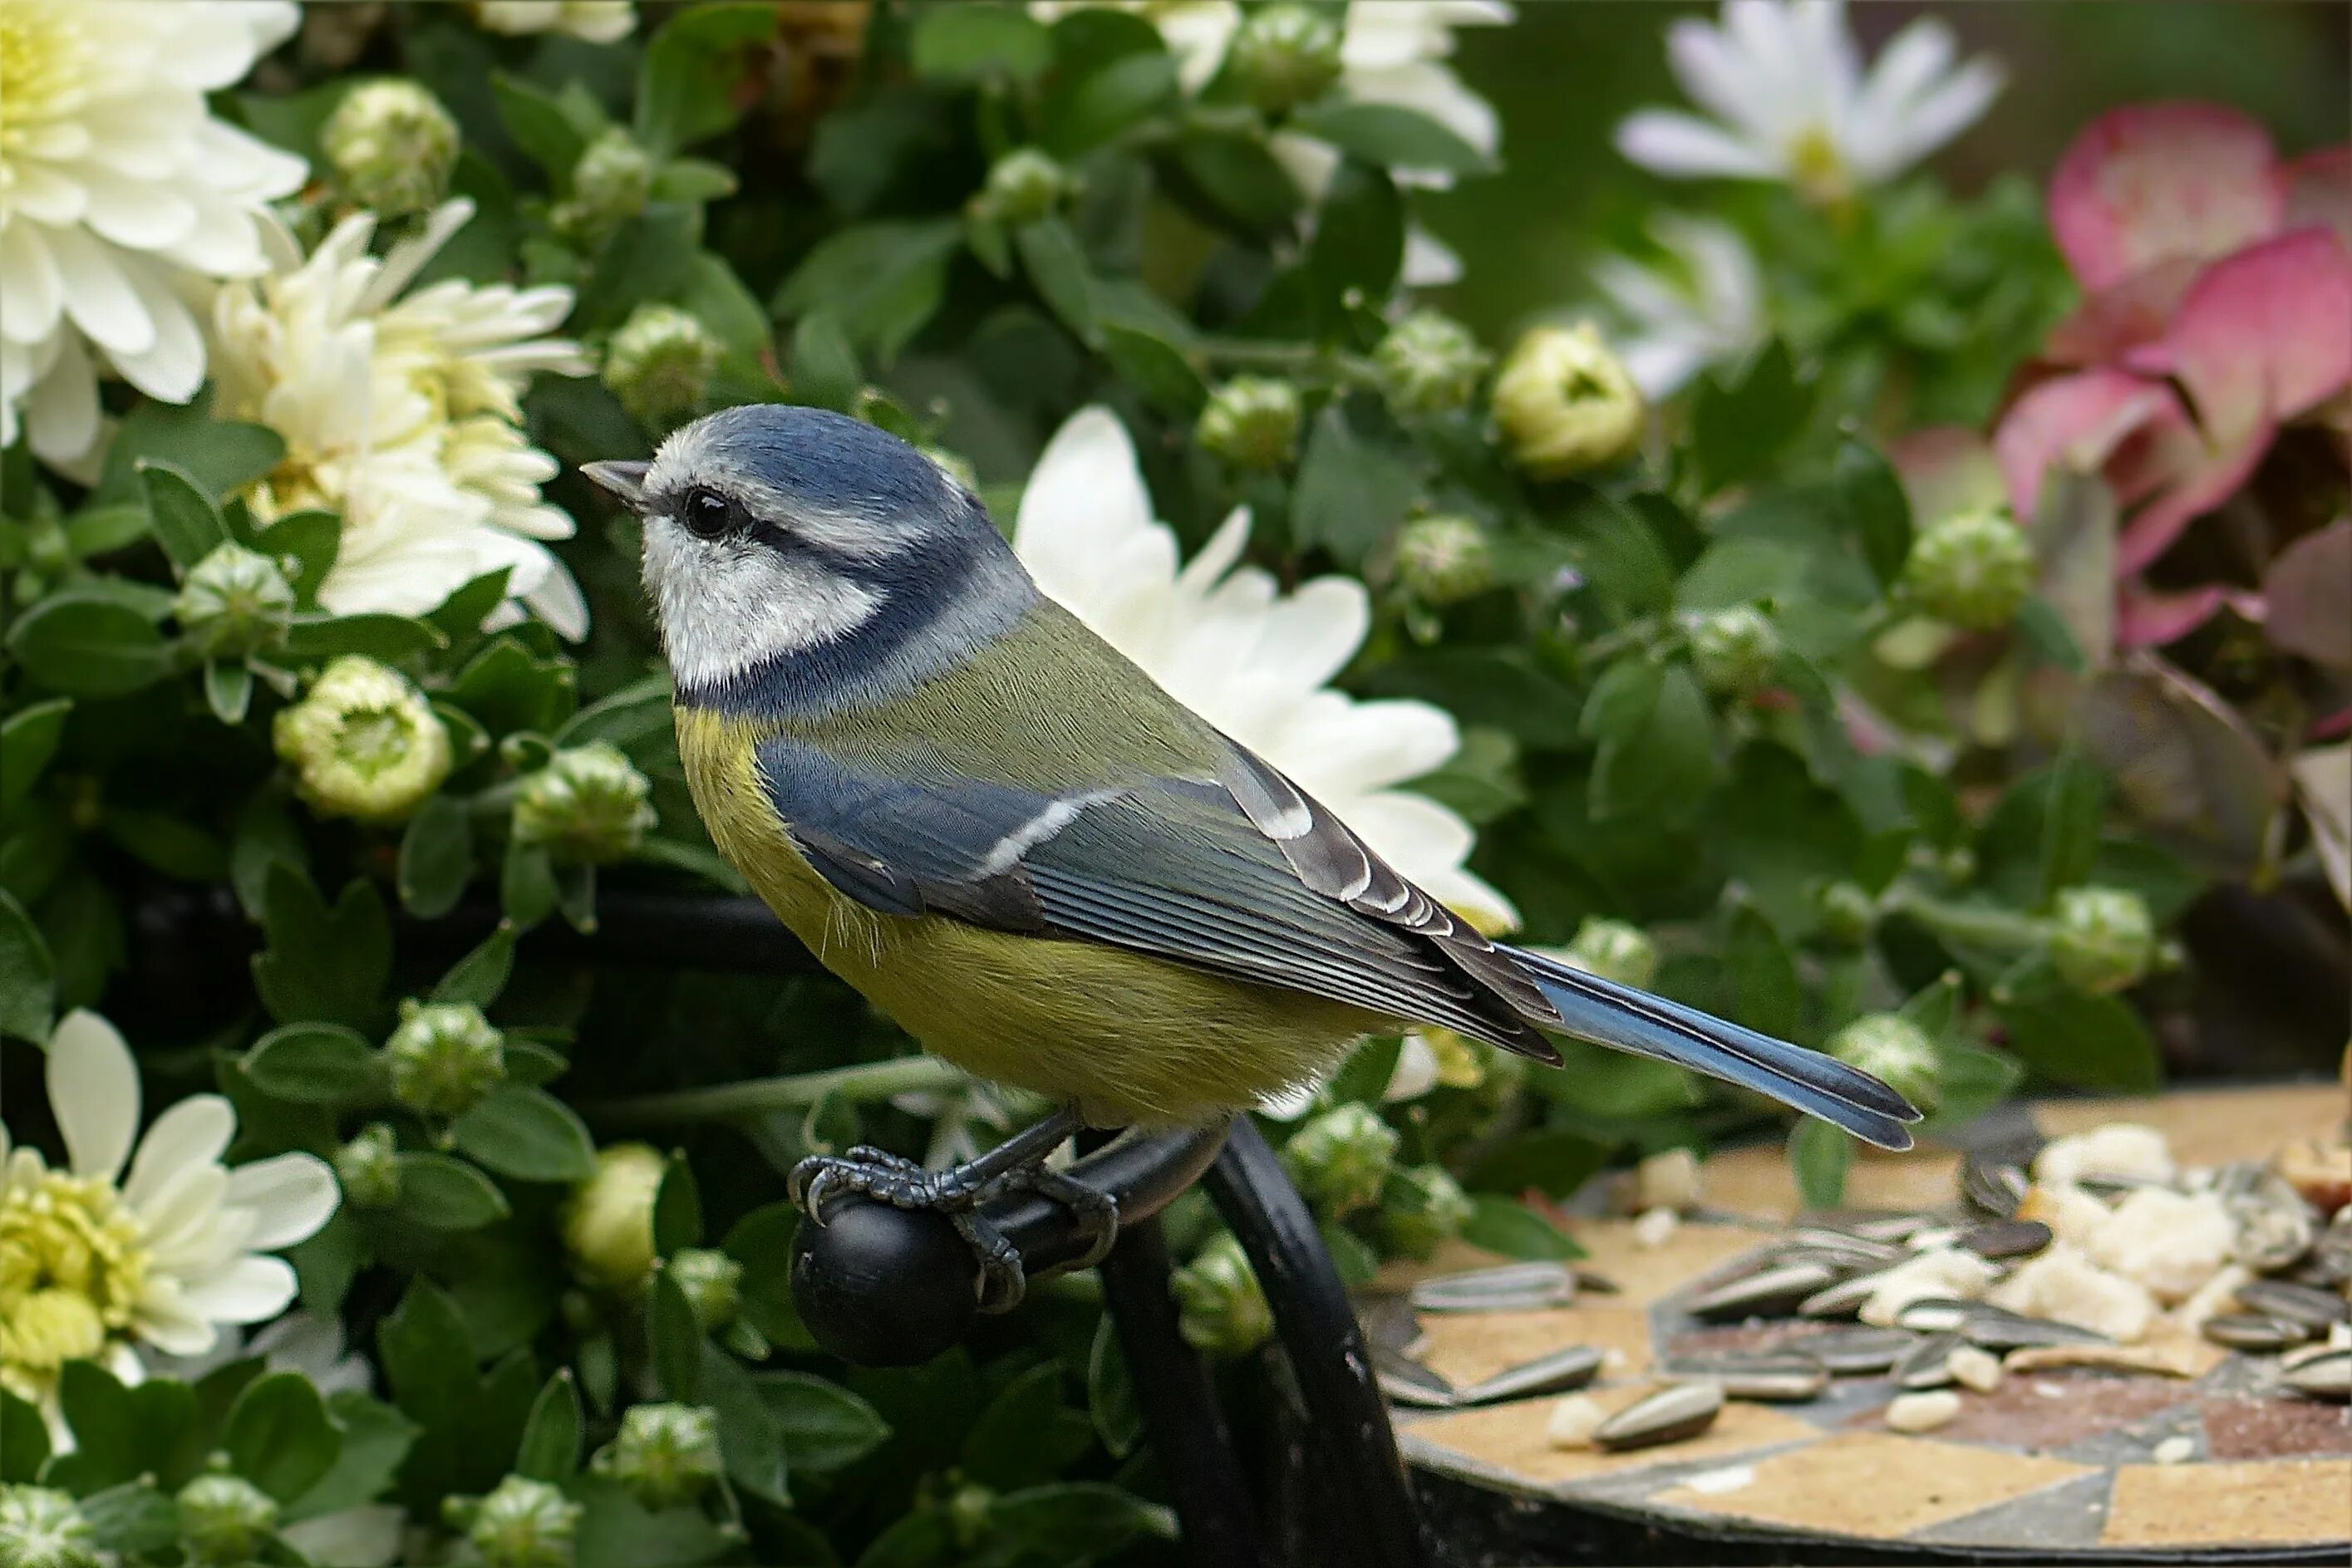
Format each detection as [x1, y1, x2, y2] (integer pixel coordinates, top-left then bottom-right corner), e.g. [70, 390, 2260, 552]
[788, 1109, 1120, 1313]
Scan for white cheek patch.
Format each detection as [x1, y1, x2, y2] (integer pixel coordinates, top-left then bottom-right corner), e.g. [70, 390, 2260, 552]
[642, 517, 885, 688]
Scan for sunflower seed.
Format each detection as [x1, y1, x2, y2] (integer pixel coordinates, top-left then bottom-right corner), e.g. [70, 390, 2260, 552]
[1450, 1344, 1604, 1406]
[1786, 1229, 1906, 1268]
[1795, 1271, 1882, 1320]
[1892, 1297, 1976, 1334]
[1410, 1261, 1577, 1314]
[1668, 1350, 1828, 1403]
[2281, 1346, 2351, 1402]
[1803, 1209, 1941, 1244]
[1592, 1380, 1725, 1451]
[1962, 1158, 2030, 1218]
[1956, 1304, 2113, 1350]
[2200, 1312, 2312, 1352]
[1804, 1325, 1921, 1374]
[1685, 1260, 1844, 1320]
[1956, 1219, 2054, 1260]
[2282, 1339, 2348, 1370]
[2212, 1163, 2315, 1272]
[1892, 1331, 1964, 1390]
[1375, 1358, 1461, 1408]
[2236, 1277, 2352, 1330]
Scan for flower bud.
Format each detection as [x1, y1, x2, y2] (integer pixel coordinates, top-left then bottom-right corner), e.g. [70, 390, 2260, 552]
[383, 1000, 506, 1118]
[1687, 605, 1781, 697]
[1393, 515, 1494, 606]
[1375, 311, 1489, 415]
[1563, 917, 1659, 990]
[174, 543, 295, 661]
[335, 1122, 404, 1208]
[1492, 322, 1645, 479]
[1815, 881, 1876, 947]
[947, 1480, 996, 1551]
[666, 1246, 742, 1330]
[0, 1485, 99, 1568]
[512, 741, 657, 864]
[1827, 1014, 1940, 1115]
[563, 1143, 664, 1292]
[2050, 885, 2155, 995]
[1228, 2, 1345, 114]
[976, 147, 1070, 225]
[1282, 1102, 1400, 1216]
[1196, 376, 1302, 470]
[468, 1476, 582, 1568]
[472, 2, 638, 44]
[590, 1403, 721, 1510]
[175, 1473, 278, 1566]
[1903, 508, 2035, 631]
[1380, 1163, 1474, 1261]
[273, 656, 452, 824]
[322, 80, 460, 219]
[556, 127, 655, 248]
[1172, 1233, 1272, 1357]
[600, 304, 719, 434]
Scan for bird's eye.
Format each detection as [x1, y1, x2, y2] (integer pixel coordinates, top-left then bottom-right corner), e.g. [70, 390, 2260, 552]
[681, 487, 740, 540]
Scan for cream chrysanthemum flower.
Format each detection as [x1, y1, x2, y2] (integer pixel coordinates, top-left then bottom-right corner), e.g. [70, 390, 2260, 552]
[1014, 407, 1517, 931]
[209, 201, 594, 636]
[0, 0, 304, 466]
[1590, 214, 1768, 399]
[470, 1, 638, 44]
[0, 1012, 339, 1429]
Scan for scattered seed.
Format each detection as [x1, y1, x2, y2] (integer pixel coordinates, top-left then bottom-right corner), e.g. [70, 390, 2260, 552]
[1373, 1350, 1459, 1408]
[1962, 1158, 2030, 1218]
[1805, 1325, 1921, 1374]
[2152, 1435, 2196, 1464]
[1785, 1228, 1905, 1267]
[1884, 1389, 1962, 1433]
[1892, 1297, 1975, 1334]
[1450, 1344, 1604, 1406]
[2236, 1276, 2352, 1331]
[1947, 1344, 2003, 1393]
[1410, 1261, 1576, 1314]
[1893, 1331, 1962, 1390]
[1956, 1219, 2054, 1260]
[2213, 1162, 2315, 1272]
[1685, 1260, 1843, 1320]
[1593, 1381, 1725, 1451]
[1669, 1351, 1827, 1403]
[1955, 1304, 2113, 1350]
[1632, 1206, 1680, 1249]
[2281, 1347, 2350, 1402]
[1546, 1393, 1608, 1449]
[2200, 1311, 2312, 1352]
[1803, 1209, 1940, 1244]
[1795, 1272, 1880, 1320]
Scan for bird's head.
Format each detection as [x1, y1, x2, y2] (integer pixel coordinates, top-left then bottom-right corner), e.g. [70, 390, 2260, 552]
[585, 405, 1032, 710]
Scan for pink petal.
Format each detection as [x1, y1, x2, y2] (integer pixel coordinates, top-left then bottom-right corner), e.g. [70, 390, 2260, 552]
[2042, 257, 2202, 366]
[2115, 427, 2272, 575]
[2283, 146, 2352, 249]
[2049, 101, 2285, 288]
[2161, 229, 2352, 448]
[2261, 519, 2352, 668]
[1993, 368, 2182, 518]
[2115, 582, 2262, 649]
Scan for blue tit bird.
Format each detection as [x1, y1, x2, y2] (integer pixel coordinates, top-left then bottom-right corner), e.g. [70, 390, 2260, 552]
[584, 406, 1917, 1307]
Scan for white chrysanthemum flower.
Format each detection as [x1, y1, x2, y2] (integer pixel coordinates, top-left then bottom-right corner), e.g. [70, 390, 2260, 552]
[1590, 214, 1768, 398]
[0, 0, 304, 465]
[0, 1012, 339, 1434]
[1015, 407, 1517, 933]
[1616, 0, 2003, 204]
[470, 1, 637, 45]
[209, 201, 593, 637]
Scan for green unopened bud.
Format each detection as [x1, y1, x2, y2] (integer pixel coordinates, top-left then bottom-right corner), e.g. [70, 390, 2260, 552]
[563, 1143, 663, 1292]
[175, 1473, 278, 1566]
[1492, 322, 1645, 479]
[0, 1486, 99, 1568]
[590, 1403, 721, 1510]
[273, 656, 451, 824]
[1380, 1163, 1474, 1261]
[1172, 1233, 1272, 1357]
[667, 1246, 741, 1330]
[1904, 508, 2035, 631]
[976, 147, 1070, 224]
[947, 1481, 996, 1551]
[468, 1476, 581, 1568]
[1282, 1102, 1400, 1216]
[383, 1000, 506, 1117]
[601, 305, 719, 434]
[1688, 605, 1782, 697]
[513, 741, 657, 863]
[1827, 1014, 1940, 1115]
[1815, 881, 1876, 947]
[1393, 515, 1494, 605]
[174, 542, 294, 660]
[555, 126, 654, 247]
[2050, 885, 2155, 995]
[335, 1122, 404, 1207]
[1228, 2, 1344, 114]
[1375, 311, 1489, 415]
[1564, 917, 1659, 990]
[1196, 376, 1301, 469]
[322, 80, 460, 218]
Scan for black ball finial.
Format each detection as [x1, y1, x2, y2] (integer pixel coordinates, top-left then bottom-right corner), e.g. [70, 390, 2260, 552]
[790, 1201, 981, 1366]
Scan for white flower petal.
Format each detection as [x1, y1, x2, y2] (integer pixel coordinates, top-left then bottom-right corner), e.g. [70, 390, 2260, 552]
[122, 1095, 237, 1207]
[180, 1255, 300, 1325]
[1862, 58, 2005, 179]
[1615, 111, 1782, 179]
[47, 1010, 140, 1182]
[0, 225, 66, 345]
[47, 227, 157, 357]
[24, 332, 102, 465]
[224, 1153, 341, 1251]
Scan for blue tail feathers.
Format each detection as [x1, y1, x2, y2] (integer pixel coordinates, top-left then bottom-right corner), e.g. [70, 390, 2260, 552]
[1507, 945, 1921, 1151]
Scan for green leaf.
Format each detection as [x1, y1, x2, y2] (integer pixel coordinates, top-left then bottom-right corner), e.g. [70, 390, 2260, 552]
[99, 391, 285, 503]
[1046, 50, 1178, 157]
[699, 1347, 788, 1505]
[395, 1153, 512, 1230]
[73, 1482, 178, 1556]
[0, 698, 71, 815]
[397, 794, 475, 919]
[6, 591, 170, 697]
[2038, 753, 2107, 905]
[492, 71, 588, 178]
[1464, 1128, 1609, 1199]
[224, 1372, 340, 1503]
[1589, 664, 1715, 823]
[1, 1388, 49, 1482]
[1691, 341, 1813, 496]
[1292, 407, 1420, 564]
[1326, 1035, 1403, 1107]
[654, 1153, 702, 1256]
[425, 568, 515, 643]
[253, 509, 341, 607]
[1997, 990, 2161, 1092]
[1100, 324, 1207, 419]
[1290, 101, 1494, 175]
[282, 612, 448, 662]
[502, 836, 559, 929]
[63, 504, 152, 558]
[637, 1, 778, 155]
[251, 868, 391, 1030]
[1832, 440, 1912, 589]
[0, 889, 55, 1044]
[788, 311, 862, 412]
[725, 1203, 810, 1352]
[1528, 1040, 1697, 1119]
[51, 1362, 194, 1493]
[450, 1087, 598, 1183]
[1897, 971, 1966, 1041]
[1459, 1194, 1585, 1260]
[772, 220, 962, 362]
[100, 809, 227, 881]
[572, 1476, 738, 1568]
[1306, 160, 1403, 316]
[911, 4, 1051, 79]
[450, 637, 578, 739]
[1088, 1315, 1141, 1460]
[136, 459, 227, 570]
[1015, 218, 1100, 346]
[1164, 126, 1299, 236]
[1789, 1117, 1853, 1209]
[204, 659, 253, 725]
[289, 1392, 416, 1521]
[1725, 905, 1803, 1043]
[1560, 484, 1675, 619]
[377, 1276, 475, 1434]
[515, 1372, 583, 1482]
[243, 1022, 378, 1104]
[647, 1269, 702, 1403]
[961, 1364, 1092, 1492]
[990, 1482, 1170, 1562]
[433, 925, 518, 1009]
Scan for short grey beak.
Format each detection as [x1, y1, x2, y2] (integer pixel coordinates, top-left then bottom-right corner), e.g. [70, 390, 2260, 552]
[582, 460, 651, 510]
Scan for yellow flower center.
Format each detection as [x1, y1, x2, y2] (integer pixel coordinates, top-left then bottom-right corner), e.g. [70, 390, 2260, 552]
[1786, 125, 1852, 206]
[0, 1166, 150, 1398]
[0, 0, 95, 167]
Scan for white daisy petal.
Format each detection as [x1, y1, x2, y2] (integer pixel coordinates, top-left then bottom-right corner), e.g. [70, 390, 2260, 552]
[1616, 111, 1783, 179]
[224, 1153, 341, 1251]
[47, 1010, 141, 1182]
[121, 1096, 237, 1207]
[180, 1256, 300, 1325]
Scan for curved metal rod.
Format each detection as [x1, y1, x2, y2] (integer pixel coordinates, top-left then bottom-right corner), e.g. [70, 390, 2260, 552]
[995, 1118, 1235, 1275]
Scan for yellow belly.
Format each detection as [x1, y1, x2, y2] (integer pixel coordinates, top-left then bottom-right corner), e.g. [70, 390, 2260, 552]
[678, 710, 1373, 1126]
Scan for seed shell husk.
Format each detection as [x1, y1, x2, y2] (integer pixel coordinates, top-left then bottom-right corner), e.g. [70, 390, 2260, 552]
[1410, 1261, 1577, 1314]
[1795, 1272, 1882, 1320]
[1668, 1351, 1828, 1403]
[1804, 1325, 1921, 1374]
[1592, 1381, 1725, 1451]
[2236, 1276, 2352, 1330]
[1893, 1331, 1963, 1390]
[2214, 1163, 2315, 1271]
[1962, 1159, 2030, 1218]
[1956, 1219, 2054, 1260]
[1955, 1304, 2113, 1350]
[2199, 1311, 2311, 1352]
[2281, 1347, 2350, 1402]
[1449, 1344, 1604, 1406]
[1685, 1260, 1843, 1320]
[1892, 1297, 1975, 1334]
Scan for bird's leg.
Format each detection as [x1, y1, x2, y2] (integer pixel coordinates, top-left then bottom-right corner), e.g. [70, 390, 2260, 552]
[788, 1105, 1119, 1312]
